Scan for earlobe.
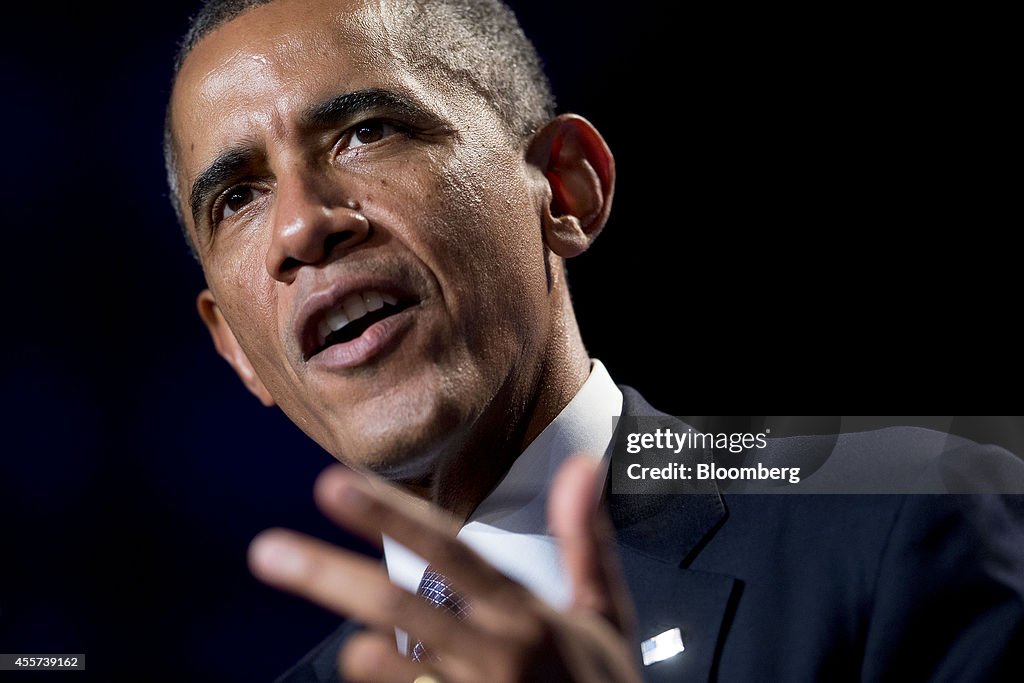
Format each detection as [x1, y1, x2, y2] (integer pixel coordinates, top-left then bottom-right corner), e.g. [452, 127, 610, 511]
[197, 290, 276, 407]
[528, 114, 615, 258]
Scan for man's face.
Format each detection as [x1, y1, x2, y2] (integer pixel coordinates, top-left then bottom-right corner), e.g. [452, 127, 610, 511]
[170, 0, 555, 479]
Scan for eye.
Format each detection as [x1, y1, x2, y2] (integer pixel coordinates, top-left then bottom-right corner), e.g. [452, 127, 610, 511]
[216, 186, 257, 223]
[344, 120, 399, 149]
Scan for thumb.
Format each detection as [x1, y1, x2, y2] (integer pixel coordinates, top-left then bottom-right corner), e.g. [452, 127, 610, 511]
[548, 454, 635, 633]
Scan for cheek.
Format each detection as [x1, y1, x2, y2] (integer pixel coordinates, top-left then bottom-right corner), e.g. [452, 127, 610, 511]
[435, 153, 548, 320]
[210, 225, 277, 310]
[208, 249, 281, 364]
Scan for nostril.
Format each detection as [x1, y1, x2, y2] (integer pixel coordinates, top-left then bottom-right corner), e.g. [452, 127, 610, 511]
[271, 216, 368, 278]
[323, 230, 356, 256]
[280, 256, 302, 273]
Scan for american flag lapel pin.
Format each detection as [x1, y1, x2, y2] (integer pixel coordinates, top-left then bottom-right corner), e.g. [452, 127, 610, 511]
[641, 627, 685, 666]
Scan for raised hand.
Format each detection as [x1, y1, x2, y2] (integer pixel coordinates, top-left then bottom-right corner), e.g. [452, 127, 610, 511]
[248, 455, 642, 683]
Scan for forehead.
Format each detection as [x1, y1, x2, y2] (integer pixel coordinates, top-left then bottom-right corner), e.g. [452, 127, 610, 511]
[170, 0, 439, 195]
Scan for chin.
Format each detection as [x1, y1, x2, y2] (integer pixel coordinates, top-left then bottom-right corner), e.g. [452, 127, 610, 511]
[333, 432, 446, 485]
[323, 389, 470, 483]
[363, 448, 441, 484]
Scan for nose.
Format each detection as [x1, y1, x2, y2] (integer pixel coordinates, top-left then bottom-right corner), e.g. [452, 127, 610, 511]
[265, 172, 370, 282]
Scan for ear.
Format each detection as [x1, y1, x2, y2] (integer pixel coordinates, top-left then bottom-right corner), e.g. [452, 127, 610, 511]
[197, 290, 275, 407]
[528, 114, 615, 258]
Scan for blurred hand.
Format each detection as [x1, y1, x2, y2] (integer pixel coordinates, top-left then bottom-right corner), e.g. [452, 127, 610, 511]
[248, 455, 642, 683]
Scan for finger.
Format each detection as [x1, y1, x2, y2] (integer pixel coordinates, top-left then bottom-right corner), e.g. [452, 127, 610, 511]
[313, 466, 535, 614]
[548, 455, 635, 632]
[248, 528, 481, 659]
[339, 632, 436, 683]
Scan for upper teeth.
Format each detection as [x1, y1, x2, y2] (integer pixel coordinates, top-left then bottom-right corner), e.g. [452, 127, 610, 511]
[317, 290, 398, 345]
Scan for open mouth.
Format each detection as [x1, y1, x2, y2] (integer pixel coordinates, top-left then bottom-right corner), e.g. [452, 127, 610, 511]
[307, 289, 415, 360]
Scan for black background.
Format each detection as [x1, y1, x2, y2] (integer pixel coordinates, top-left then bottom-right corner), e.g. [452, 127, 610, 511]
[0, 1, 1018, 680]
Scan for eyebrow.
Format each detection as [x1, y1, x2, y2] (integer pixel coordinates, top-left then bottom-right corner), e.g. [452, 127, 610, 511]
[299, 88, 436, 131]
[188, 89, 440, 233]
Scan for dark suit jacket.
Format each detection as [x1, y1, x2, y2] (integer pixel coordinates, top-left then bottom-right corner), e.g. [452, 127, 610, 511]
[278, 389, 1024, 682]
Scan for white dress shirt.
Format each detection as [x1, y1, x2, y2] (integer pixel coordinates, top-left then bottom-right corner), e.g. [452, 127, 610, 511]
[382, 359, 623, 653]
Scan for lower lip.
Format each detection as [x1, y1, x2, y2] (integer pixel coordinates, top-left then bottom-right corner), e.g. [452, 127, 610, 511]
[308, 306, 417, 370]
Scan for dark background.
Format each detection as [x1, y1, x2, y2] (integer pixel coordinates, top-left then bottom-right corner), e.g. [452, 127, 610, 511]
[0, 1, 1018, 680]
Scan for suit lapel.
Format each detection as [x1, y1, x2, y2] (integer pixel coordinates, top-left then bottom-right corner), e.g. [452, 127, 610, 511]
[618, 547, 737, 682]
[607, 387, 737, 682]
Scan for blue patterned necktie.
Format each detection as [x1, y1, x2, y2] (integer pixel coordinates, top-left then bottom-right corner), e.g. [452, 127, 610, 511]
[410, 566, 471, 662]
